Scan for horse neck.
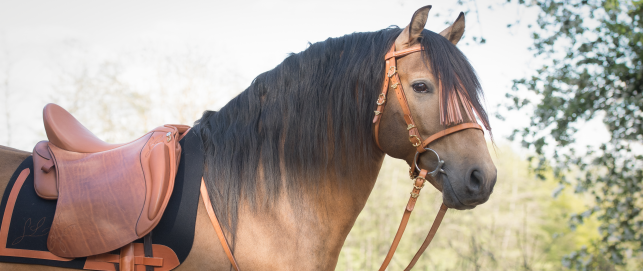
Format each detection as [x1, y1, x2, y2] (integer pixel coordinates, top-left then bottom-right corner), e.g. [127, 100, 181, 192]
[313, 153, 386, 221]
[235, 151, 386, 269]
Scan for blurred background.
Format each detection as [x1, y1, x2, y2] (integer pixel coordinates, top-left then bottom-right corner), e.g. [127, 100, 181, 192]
[1, 0, 641, 270]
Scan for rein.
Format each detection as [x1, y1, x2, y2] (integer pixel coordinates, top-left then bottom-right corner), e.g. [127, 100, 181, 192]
[373, 43, 483, 270]
[206, 43, 483, 271]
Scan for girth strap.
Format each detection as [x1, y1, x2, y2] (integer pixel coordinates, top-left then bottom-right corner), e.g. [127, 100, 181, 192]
[144, 233, 154, 271]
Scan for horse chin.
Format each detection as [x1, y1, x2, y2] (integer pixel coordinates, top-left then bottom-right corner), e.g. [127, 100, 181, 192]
[441, 175, 476, 210]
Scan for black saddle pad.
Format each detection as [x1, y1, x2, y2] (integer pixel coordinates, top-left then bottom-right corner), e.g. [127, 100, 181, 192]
[0, 129, 204, 269]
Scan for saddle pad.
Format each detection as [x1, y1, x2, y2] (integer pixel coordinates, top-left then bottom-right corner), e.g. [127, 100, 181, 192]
[0, 129, 204, 270]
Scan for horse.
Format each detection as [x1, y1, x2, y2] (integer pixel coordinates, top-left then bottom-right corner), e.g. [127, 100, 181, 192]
[0, 5, 496, 271]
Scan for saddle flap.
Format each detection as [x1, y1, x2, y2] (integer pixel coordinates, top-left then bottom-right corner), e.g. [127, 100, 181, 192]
[33, 141, 58, 200]
[135, 126, 181, 237]
[148, 143, 170, 220]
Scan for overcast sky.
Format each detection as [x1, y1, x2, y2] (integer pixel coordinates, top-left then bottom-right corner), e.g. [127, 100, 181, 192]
[0, 0, 610, 152]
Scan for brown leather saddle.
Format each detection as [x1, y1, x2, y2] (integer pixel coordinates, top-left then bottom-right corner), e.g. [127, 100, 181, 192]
[31, 103, 190, 260]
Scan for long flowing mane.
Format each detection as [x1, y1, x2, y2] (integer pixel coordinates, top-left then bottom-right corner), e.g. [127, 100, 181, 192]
[195, 27, 490, 241]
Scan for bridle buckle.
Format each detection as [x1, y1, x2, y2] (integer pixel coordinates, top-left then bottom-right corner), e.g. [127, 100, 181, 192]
[387, 66, 396, 78]
[376, 93, 387, 105]
[409, 135, 421, 147]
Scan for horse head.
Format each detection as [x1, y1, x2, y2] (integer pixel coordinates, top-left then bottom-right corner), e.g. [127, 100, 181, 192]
[376, 6, 497, 210]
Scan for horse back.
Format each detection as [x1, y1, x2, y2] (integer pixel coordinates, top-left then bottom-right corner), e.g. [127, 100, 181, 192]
[0, 145, 31, 195]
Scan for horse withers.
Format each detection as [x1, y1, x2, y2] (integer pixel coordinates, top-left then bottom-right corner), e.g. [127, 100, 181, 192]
[0, 5, 496, 271]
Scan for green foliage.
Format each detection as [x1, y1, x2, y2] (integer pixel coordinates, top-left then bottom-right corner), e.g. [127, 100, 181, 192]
[338, 147, 599, 270]
[504, 0, 643, 268]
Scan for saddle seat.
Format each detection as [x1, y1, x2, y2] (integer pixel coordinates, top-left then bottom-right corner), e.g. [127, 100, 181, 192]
[43, 103, 125, 153]
[32, 103, 190, 259]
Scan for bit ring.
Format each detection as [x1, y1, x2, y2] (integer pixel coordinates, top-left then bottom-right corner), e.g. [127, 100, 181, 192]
[413, 148, 446, 178]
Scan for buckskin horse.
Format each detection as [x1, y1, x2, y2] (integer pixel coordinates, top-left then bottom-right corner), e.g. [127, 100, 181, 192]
[0, 5, 496, 271]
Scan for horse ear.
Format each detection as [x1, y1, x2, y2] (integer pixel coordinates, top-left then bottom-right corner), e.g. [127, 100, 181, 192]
[397, 5, 431, 48]
[439, 12, 465, 45]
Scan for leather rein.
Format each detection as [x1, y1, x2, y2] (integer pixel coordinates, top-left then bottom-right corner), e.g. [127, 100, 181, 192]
[207, 43, 484, 271]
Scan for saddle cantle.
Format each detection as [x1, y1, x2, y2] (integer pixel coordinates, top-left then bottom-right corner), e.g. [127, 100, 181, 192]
[32, 103, 190, 259]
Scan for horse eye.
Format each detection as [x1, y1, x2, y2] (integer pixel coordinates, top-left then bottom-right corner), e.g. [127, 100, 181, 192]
[412, 83, 429, 93]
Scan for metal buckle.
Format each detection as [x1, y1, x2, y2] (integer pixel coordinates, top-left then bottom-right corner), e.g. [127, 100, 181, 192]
[390, 83, 399, 89]
[409, 167, 418, 178]
[166, 132, 172, 142]
[409, 135, 421, 147]
[413, 148, 446, 178]
[413, 176, 426, 190]
[376, 93, 387, 105]
[387, 66, 397, 78]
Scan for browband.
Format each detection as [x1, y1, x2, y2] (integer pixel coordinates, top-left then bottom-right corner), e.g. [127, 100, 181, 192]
[384, 46, 424, 60]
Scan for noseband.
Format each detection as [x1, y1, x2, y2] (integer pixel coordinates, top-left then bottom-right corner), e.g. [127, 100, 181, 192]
[373, 43, 483, 270]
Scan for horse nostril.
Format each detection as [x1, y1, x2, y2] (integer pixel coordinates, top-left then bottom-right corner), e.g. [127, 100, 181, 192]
[469, 170, 483, 191]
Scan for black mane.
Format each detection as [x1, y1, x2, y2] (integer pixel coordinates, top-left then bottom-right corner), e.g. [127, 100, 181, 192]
[195, 27, 489, 241]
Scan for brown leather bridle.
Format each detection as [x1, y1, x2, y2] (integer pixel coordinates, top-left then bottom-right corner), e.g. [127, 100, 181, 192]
[373, 43, 483, 271]
[207, 42, 485, 271]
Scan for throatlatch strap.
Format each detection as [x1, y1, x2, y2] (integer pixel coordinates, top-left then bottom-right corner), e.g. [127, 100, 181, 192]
[201, 179, 240, 271]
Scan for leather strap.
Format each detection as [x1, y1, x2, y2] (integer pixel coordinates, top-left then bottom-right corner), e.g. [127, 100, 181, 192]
[404, 203, 448, 270]
[372, 46, 396, 150]
[378, 169, 429, 271]
[119, 243, 135, 271]
[41, 159, 54, 173]
[391, 66, 423, 149]
[416, 122, 483, 153]
[374, 45, 424, 150]
[201, 179, 240, 271]
[385, 46, 423, 60]
[144, 233, 154, 271]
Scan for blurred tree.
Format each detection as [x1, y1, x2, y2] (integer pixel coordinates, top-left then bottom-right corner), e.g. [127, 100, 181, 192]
[504, 0, 643, 268]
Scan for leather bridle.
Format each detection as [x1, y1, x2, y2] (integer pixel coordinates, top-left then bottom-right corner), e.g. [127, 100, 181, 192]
[208, 42, 485, 271]
[373, 43, 483, 271]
